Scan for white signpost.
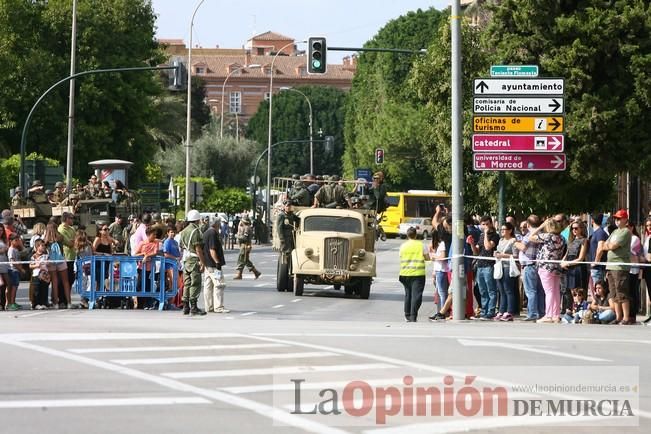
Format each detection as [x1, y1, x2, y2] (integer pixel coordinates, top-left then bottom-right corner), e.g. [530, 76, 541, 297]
[474, 78, 564, 95]
[473, 97, 564, 114]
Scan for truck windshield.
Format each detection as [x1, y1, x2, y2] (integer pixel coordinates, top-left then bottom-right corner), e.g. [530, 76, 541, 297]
[303, 216, 361, 234]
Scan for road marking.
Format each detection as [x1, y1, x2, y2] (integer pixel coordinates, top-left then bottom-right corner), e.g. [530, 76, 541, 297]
[0, 397, 210, 409]
[0, 332, 242, 342]
[67, 343, 287, 354]
[241, 311, 257, 316]
[291, 299, 302, 303]
[364, 415, 615, 434]
[251, 332, 651, 345]
[0, 336, 351, 434]
[255, 283, 270, 287]
[244, 334, 651, 420]
[111, 351, 340, 365]
[222, 375, 448, 394]
[457, 338, 611, 362]
[164, 363, 396, 379]
[272, 304, 284, 309]
[17, 311, 53, 318]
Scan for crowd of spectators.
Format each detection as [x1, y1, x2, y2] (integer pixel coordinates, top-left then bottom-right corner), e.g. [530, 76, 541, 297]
[426, 208, 651, 325]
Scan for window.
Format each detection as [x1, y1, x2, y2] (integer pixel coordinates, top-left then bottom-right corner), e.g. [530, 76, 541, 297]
[303, 216, 362, 234]
[264, 92, 271, 102]
[229, 91, 241, 113]
[195, 66, 206, 74]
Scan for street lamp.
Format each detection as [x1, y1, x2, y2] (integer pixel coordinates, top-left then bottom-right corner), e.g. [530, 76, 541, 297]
[220, 64, 261, 139]
[266, 40, 304, 230]
[280, 87, 313, 174]
[185, 0, 206, 216]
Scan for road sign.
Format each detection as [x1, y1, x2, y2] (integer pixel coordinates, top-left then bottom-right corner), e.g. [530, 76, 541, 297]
[474, 78, 564, 95]
[473, 116, 563, 133]
[473, 153, 566, 171]
[490, 65, 539, 77]
[355, 168, 373, 183]
[472, 134, 564, 153]
[474, 97, 564, 114]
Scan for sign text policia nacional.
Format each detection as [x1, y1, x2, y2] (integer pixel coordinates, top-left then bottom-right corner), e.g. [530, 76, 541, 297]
[472, 68, 566, 172]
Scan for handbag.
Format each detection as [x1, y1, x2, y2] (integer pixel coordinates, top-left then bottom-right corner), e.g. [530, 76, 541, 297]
[493, 259, 503, 279]
[509, 256, 521, 277]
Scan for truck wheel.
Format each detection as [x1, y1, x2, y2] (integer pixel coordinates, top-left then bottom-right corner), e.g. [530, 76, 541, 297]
[333, 284, 342, 290]
[293, 275, 304, 296]
[358, 278, 371, 299]
[276, 255, 290, 292]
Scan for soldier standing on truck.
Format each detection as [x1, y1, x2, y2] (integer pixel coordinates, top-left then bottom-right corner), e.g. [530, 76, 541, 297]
[276, 199, 300, 254]
[290, 181, 310, 207]
[52, 181, 67, 205]
[11, 187, 26, 207]
[233, 215, 261, 280]
[28, 180, 48, 204]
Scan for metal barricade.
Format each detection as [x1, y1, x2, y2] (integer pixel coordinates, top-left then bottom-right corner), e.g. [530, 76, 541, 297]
[74, 255, 178, 311]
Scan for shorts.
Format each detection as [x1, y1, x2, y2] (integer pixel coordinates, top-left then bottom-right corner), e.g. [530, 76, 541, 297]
[606, 270, 630, 302]
[8, 270, 20, 287]
[47, 261, 68, 272]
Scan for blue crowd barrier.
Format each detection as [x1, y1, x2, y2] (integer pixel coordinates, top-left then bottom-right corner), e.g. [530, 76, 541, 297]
[74, 255, 178, 311]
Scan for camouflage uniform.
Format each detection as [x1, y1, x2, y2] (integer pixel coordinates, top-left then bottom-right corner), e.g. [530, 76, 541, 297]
[234, 217, 260, 278]
[290, 181, 310, 207]
[179, 222, 204, 306]
[51, 182, 66, 205]
[11, 188, 26, 207]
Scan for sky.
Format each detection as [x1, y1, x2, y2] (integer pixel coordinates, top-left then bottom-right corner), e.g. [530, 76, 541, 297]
[151, 0, 449, 62]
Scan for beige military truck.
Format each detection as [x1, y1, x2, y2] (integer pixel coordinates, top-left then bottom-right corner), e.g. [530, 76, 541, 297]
[277, 207, 377, 298]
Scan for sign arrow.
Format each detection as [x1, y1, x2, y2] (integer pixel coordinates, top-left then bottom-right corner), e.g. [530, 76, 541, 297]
[548, 98, 561, 113]
[549, 117, 561, 131]
[475, 80, 489, 94]
[549, 136, 562, 150]
[457, 339, 610, 362]
[552, 155, 564, 168]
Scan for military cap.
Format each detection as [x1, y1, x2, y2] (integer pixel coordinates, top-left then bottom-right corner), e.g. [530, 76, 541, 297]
[31, 180, 42, 187]
[55, 181, 64, 188]
[292, 174, 300, 180]
[14, 186, 22, 192]
[45, 189, 53, 195]
[330, 175, 340, 182]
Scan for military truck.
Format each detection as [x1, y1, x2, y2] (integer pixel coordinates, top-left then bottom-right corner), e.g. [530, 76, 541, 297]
[276, 207, 377, 299]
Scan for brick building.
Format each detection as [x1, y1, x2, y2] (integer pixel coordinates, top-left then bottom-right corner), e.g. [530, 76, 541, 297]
[161, 31, 356, 131]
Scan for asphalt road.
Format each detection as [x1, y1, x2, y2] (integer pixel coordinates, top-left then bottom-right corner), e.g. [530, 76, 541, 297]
[1, 238, 650, 434]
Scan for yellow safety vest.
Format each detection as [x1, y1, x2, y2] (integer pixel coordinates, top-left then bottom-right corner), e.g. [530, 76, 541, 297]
[399, 239, 426, 276]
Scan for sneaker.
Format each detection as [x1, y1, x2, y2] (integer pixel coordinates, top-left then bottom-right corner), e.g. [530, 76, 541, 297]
[494, 312, 503, 321]
[66, 303, 73, 309]
[643, 316, 651, 324]
[7, 304, 19, 311]
[214, 307, 231, 313]
[500, 313, 513, 322]
[479, 316, 491, 321]
[36, 305, 48, 310]
[561, 317, 570, 324]
[537, 317, 553, 323]
[523, 316, 538, 322]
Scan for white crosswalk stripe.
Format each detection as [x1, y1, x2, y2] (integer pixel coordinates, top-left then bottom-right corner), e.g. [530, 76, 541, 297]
[67, 343, 287, 354]
[111, 351, 340, 365]
[163, 363, 397, 379]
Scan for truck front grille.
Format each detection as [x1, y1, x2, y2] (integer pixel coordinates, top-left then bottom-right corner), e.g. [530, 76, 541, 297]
[324, 238, 349, 270]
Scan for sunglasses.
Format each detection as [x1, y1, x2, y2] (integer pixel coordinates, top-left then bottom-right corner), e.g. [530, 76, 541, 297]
[571, 226, 580, 230]
[100, 228, 108, 231]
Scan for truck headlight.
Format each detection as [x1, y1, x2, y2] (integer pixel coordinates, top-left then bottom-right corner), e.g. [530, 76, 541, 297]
[304, 248, 314, 257]
[357, 249, 366, 258]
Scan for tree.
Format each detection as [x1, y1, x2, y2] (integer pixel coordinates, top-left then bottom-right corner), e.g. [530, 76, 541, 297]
[246, 86, 347, 177]
[0, 0, 166, 183]
[156, 121, 259, 188]
[0, 152, 59, 206]
[342, 7, 445, 191]
[480, 0, 651, 212]
[201, 188, 250, 216]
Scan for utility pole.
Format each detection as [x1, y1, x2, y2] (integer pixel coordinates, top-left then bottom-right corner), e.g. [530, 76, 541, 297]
[451, 0, 466, 322]
[65, 0, 78, 191]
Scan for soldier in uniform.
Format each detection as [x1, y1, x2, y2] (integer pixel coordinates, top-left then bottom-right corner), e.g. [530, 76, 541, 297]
[290, 180, 310, 207]
[276, 199, 300, 255]
[86, 174, 101, 198]
[313, 178, 334, 208]
[60, 193, 80, 212]
[233, 215, 261, 280]
[330, 175, 348, 208]
[366, 172, 388, 213]
[28, 180, 48, 204]
[51, 181, 67, 205]
[45, 189, 57, 205]
[178, 209, 207, 315]
[108, 215, 127, 253]
[11, 187, 27, 207]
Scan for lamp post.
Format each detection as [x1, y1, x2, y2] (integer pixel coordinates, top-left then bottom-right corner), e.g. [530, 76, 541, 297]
[280, 87, 313, 174]
[65, 0, 77, 191]
[185, 0, 206, 216]
[220, 64, 261, 139]
[266, 40, 304, 230]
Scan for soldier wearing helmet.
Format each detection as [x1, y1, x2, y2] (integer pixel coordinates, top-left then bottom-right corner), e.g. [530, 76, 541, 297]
[28, 180, 48, 204]
[233, 214, 261, 280]
[11, 187, 27, 207]
[52, 181, 67, 205]
[290, 180, 310, 207]
[178, 209, 207, 316]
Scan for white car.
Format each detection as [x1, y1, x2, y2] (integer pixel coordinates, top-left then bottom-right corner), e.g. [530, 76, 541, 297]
[398, 218, 433, 239]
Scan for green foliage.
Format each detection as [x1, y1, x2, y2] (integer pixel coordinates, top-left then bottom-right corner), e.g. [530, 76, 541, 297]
[247, 86, 347, 177]
[200, 188, 250, 216]
[343, 7, 444, 191]
[144, 162, 163, 183]
[156, 122, 259, 188]
[0, 152, 59, 206]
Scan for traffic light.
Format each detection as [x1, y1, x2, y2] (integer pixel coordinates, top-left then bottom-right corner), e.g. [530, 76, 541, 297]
[324, 136, 334, 154]
[307, 37, 327, 74]
[375, 148, 384, 164]
[169, 59, 186, 90]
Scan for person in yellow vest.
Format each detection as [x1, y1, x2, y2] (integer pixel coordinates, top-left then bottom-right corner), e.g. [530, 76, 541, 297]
[399, 227, 429, 322]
